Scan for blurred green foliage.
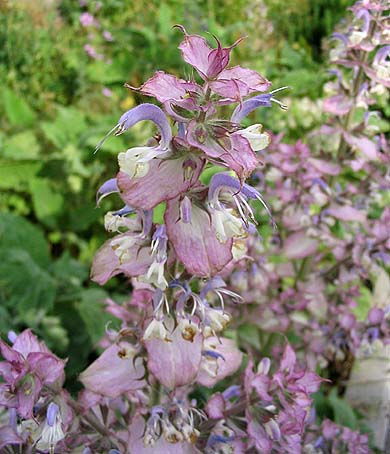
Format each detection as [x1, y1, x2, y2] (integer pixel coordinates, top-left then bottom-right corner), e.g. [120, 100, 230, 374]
[0, 0, 353, 384]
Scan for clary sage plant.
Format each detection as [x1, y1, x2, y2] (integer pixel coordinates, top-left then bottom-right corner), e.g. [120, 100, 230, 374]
[1, 1, 390, 451]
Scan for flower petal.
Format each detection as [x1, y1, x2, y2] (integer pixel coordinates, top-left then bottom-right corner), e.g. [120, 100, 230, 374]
[197, 337, 243, 387]
[80, 342, 145, 397]
[117, 156, 204, 210]
[165, 199, 233, 277]
[177, 28, 240, 80]
[145, 320, 202, 389]
[91, 233, 153, 285]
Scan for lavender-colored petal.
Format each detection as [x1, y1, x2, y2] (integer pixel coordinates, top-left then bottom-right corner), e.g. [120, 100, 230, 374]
[332, 32, 348, 46]
[373, 45, 390, 66]
[231, 94, 272, 123]
[46, 402, 59, 427]
[96, 104, 172, 152]
[356, 9, 370, 34]
[96, 178, 118, 205]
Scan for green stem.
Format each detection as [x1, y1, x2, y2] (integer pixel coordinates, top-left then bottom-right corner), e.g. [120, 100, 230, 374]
[337, 15, 378, 157]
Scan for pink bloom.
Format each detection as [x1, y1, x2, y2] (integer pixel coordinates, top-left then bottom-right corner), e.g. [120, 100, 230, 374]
[102, 87, 112, 97]
[91, 231, 153, 285]
[103, 30, 114, 41]
[176, 27, 270, 99]
[79, 12, 95, 27]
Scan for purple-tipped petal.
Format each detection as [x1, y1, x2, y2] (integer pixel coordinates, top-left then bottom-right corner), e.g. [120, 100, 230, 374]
[165, 199, 233, 277]
[232, 94, 273, 123]
[80, 342, 145, 397]
[117, 156, 204, 210]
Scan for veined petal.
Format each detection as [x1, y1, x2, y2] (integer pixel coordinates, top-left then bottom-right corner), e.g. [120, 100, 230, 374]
[117, 156, 204, 210]
[145, 318, 202, 389]
[165, 198, 233, 277]
[210, 66, 271, 100]
[177, 26, 242, 80]
[91, 233, 153, 285]
[132, 71, 201, 104]
[80, 342, 145, 397]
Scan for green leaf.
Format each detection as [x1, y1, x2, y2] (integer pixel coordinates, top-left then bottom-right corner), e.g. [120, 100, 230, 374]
[153, 201, 166, 224]
[29, 178, 64, 227]
[353, 286, 371, 321]
[2, 88, 36, 127]
[0, 160, 42, 190]
[200, 165, 226, 185]
[237, 324, 262, 350]
[2, 131, 40, 160]
[328, 388, 358, 429]
[41, 107, 87, 148]
[76, 288, 112, 345]
[0, 248, 56, 316]
[0, 212, 50, 268]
